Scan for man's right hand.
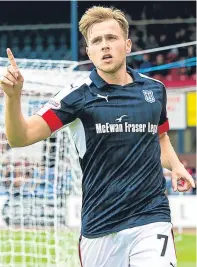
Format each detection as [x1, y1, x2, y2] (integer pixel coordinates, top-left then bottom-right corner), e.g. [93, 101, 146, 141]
[0, 48, 24, 98]
[1, 48, 51, 147]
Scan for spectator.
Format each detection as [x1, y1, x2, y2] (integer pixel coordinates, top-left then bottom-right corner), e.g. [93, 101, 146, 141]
[145, 35, 159, 49]
[158, 34, 168, 49]
[139, 54, 153, 75]
[187, 46, 196, 76]
[152, 54, 169, 78]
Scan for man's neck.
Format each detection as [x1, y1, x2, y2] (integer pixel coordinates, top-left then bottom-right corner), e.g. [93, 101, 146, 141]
[97, 66, 133, 86]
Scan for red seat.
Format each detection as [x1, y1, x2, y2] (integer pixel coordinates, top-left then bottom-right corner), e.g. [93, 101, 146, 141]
[179, 74, 188, 81]
[165, 74, 173, 81]
[168, 68, 179, 80]
[190, 74, 196, 81]
[151, 74, 163, 81]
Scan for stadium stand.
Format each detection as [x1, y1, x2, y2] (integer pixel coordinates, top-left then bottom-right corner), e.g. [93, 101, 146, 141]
[0, 3, 195, 63]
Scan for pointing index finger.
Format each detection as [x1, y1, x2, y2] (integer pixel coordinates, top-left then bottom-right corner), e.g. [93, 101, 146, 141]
[7, 48, 18, 68]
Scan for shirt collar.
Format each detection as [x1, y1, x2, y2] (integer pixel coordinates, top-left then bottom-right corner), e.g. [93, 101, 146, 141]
[89, 66, 144, 89]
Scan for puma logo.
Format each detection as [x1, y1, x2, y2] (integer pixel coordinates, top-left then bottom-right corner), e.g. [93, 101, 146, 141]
[96, 94, 109, 102]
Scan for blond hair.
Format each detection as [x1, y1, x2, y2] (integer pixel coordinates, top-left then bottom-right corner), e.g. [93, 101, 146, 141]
[79, 6, 129, 43]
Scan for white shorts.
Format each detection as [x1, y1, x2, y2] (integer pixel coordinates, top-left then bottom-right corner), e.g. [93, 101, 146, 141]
[78, 222, 177, 267]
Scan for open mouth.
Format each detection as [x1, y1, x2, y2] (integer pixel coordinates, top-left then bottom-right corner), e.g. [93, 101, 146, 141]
[102, 54, 112, 60]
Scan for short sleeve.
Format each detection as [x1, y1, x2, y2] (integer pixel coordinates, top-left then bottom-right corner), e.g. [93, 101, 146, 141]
[35, 86, 85, 133]
[158, 86, 170, 134]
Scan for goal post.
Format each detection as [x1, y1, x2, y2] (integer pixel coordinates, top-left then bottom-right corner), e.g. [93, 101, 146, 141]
[0, 58, 86, 267]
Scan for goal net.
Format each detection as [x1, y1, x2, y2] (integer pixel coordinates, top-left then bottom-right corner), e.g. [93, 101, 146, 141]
[0, 58, 89, 267]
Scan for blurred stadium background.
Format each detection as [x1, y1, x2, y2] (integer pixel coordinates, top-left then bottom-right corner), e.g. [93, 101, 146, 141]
[0, 1, 196, 267]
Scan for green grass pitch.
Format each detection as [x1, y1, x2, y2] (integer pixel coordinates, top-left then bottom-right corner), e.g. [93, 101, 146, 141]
[175, 233, 196, 267]
[0, 230, 196, 266]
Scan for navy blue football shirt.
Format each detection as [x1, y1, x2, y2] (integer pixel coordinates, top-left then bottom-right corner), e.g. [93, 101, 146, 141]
[36, 67, 171, 238]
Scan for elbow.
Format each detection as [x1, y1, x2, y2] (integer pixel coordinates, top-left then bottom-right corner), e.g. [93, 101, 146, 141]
[6, 132, 28, 148]
[8, 142, 16, 148]
[8, 142, 23, 148]
[7, 139, 27, 148]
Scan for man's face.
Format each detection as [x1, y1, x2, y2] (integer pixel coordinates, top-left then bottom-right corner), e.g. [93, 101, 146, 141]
[86, 19, 132, 74]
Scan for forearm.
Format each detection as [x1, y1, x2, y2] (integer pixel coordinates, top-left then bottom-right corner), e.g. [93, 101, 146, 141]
[5, 95, 28, 147]
[160, 134, 182, 171]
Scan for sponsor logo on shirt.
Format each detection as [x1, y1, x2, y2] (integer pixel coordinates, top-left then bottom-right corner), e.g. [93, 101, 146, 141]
[95, 116, 158, 134]
[115, 115, 128, 122]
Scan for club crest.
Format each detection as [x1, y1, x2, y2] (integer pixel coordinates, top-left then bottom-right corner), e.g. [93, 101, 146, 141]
[142, 90, 155, 103]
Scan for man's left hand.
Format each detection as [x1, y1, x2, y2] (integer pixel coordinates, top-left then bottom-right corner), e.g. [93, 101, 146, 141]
[171, 164, 196, 192]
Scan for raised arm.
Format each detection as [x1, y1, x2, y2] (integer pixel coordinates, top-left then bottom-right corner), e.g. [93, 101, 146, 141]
[1, 48, 51, 147]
